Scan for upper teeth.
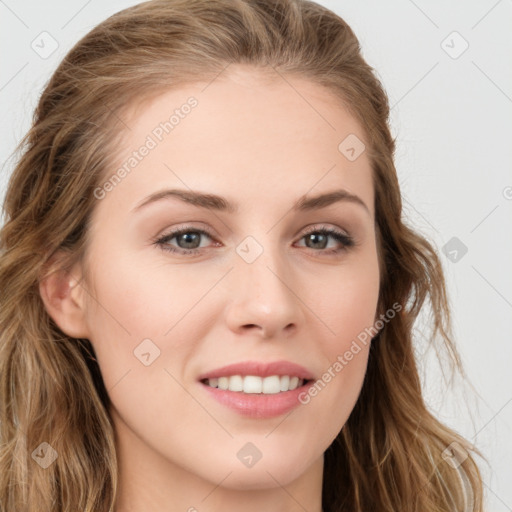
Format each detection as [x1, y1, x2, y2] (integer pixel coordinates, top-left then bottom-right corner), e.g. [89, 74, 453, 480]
[205, 375, 304, 394]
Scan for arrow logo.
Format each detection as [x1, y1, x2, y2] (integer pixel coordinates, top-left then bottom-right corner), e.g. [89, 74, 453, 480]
[442, 236, 468, 263]
[35, 448, 46, 458]
[236, 236, 263, 263]
[237, 441, 263, 468]
[134, 339, 161, 366]
[31, 442, 58, 468]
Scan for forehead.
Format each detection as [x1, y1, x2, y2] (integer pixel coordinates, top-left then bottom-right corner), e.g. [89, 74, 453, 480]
[97, 66, 374, 219]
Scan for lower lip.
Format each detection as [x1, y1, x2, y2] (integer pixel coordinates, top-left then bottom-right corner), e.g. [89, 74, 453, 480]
[199, 380, 314, 419]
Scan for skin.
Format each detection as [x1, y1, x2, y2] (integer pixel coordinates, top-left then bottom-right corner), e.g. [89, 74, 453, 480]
[40, 65, 380, 512]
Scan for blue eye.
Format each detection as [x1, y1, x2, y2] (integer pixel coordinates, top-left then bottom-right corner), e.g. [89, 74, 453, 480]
[153, 225, 354, 256]
[298, 226, 354, 254]
[154, 227, 214, 255]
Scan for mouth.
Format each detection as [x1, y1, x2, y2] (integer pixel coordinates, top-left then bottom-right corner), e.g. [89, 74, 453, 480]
[200, 375, 314, 394]
[198, 374, 315, 419]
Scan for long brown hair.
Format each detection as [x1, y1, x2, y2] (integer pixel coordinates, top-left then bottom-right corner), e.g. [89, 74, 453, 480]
[0, 0, 487, 510]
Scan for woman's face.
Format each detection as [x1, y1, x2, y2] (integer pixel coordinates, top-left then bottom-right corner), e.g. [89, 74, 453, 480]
[76, 66, 380, 491]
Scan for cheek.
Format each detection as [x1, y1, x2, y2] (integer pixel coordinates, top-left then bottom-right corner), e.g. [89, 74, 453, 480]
[300, 270, 377, 444]
[305, 248, 379, 408]
[81, 252, 171, 388]
[81, 243, 225, 393]
[316, 250, 380, 350]
[85, 248, 190, 333]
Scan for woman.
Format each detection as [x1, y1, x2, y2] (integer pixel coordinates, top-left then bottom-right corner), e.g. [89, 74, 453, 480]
[0, 0, 486, 510]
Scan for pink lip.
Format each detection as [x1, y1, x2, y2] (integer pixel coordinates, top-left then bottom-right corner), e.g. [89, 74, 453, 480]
[197, 360, 316, 381]
[200, 381, 314, 419]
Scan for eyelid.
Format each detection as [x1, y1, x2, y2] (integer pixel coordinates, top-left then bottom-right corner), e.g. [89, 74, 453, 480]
[300, 223, 349, 237]
[156, 222, 216, 239]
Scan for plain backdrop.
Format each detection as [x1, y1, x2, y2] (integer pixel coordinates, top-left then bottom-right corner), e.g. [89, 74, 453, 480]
[1, 0, 511, 509]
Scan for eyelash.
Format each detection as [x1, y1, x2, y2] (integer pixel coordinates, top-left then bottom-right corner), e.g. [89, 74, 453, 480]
[153, 224, 355, 257]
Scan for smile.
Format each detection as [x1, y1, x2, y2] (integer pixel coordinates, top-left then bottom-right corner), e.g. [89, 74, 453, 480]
[201, 375, 310, 394]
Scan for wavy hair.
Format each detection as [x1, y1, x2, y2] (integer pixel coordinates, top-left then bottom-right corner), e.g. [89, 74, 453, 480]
[0, 0, 487, 510]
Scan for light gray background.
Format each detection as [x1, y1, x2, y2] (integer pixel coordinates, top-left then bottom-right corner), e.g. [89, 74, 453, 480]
[1, 1, 511, 509]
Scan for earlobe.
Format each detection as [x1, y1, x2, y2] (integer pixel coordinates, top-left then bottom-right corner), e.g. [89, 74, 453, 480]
[38, 254, 91, 339]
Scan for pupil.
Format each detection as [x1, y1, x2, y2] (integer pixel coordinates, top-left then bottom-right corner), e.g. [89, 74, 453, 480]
[179, 233, 200, 249]
[308, 233, 326, 249]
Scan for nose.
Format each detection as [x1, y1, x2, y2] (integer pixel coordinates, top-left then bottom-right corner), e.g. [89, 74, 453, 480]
[224, 244, 304, 339]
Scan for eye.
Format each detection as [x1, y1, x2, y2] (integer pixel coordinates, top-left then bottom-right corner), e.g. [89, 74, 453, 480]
[295, 225, 355, 255]
[153, 225, 217, 255]
[153, 224, 355, 256]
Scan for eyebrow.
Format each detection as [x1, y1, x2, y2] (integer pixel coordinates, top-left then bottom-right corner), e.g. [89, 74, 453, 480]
[131, 188, 371, 216]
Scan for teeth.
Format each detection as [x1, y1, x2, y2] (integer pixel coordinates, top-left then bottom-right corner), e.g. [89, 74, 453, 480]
[218, 377, 229, 390]
[228, 375, 243, 392]
[205, 375, 305, 394]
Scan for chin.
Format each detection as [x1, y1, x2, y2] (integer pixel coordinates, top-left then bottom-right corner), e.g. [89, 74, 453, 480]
[215, 464, 301, 490]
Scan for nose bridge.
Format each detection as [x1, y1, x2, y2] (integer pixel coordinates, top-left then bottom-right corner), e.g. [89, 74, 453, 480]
[225, 233, 302, 337]
[240, 238, 288, 299]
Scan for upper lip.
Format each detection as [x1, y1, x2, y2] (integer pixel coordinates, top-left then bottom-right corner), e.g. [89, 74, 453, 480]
[197, 360, 315, 381]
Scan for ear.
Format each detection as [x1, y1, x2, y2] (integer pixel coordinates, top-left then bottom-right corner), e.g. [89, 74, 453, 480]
[39, 252, 91, 339]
